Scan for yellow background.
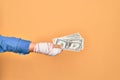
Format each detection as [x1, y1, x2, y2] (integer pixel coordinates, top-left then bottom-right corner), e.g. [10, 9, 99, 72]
[0, 0, 120, 80]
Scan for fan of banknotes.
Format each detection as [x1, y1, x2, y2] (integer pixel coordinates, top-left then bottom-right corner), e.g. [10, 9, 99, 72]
[53, 33, 84, 52]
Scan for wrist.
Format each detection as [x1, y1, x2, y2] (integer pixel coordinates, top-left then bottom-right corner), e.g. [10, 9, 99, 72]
[29, 42, 36, 52]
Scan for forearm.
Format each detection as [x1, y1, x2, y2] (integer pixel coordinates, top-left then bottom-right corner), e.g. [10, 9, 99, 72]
[0, 35, 62, 56]
[0, 35, 31, 54]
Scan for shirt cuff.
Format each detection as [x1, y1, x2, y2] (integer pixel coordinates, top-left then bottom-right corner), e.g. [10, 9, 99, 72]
[0, 36, 31, 55]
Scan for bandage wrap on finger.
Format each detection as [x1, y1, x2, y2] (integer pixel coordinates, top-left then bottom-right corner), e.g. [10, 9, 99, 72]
[33, 43, 62, 56]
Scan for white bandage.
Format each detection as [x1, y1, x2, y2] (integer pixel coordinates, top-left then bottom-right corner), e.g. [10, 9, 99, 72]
[33, 42, 62, 56]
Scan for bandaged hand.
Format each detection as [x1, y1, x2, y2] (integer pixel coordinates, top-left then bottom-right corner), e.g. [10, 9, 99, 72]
[33, 42, 62, 56]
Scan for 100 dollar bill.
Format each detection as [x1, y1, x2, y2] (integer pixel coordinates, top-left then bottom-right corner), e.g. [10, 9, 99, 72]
[53, 38, 84, 52]
[53, 33, 84, 52]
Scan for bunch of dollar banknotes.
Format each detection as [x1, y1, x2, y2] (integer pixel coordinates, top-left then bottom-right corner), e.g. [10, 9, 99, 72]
[53, 33, 84, 52]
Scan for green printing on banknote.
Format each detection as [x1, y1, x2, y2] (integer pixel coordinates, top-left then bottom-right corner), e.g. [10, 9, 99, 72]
[53, 33, 84, 52]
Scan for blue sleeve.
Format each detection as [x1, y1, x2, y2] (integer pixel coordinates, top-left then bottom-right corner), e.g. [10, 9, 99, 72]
[0, 35, 31, 55]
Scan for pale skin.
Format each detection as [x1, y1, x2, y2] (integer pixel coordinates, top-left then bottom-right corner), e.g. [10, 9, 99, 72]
[29, 42, 62, 52]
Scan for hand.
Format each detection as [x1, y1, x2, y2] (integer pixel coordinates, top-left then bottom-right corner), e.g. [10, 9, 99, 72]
[29, 42, 63, 56]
